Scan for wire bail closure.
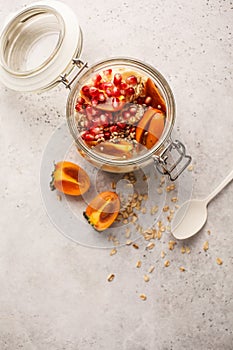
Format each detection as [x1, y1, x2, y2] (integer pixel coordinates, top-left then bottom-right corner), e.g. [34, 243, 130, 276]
[60, 59, 88, 89]
[154, 139, 192, 181]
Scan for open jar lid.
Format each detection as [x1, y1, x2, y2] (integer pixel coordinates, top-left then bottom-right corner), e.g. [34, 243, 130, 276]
[0, 0, 82, 92]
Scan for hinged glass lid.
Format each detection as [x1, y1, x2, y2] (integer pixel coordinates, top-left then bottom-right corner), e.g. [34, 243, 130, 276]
[0, 0, 82, 92]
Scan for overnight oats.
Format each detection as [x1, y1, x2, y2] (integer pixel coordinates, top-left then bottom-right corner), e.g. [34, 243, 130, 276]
[73, 67, 166, 161]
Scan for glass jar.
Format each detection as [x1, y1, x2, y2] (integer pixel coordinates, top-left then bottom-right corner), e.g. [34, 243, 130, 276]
[0, 0, 191, 180]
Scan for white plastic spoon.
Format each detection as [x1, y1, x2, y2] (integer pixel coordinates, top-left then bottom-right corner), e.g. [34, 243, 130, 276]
[171, 170, 233, 240]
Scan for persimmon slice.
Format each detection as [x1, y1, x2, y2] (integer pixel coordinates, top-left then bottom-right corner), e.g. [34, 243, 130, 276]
[145, 78, 166, 113]
[145, 112, 165, 149]
[135, 108, 161, 144]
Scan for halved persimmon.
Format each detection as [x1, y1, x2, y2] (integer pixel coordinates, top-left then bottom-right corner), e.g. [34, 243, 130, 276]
[135, 108, 159, 144]
[83, 191, 120, 231]
[50, 161, 90, 196]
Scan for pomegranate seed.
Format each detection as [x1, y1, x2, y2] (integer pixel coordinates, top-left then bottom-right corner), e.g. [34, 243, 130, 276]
[120, 82, 128, 90]
[82, 132, 95, 141]
[110, 125, 118, 133]
[98, 92, 106, 102]
[123, 111, 131, 119]
[113, 73, 122, 86]
[92, 74, 102, 86]
[112, 86, 121, 97]
[77, 97, 85, 104]
[103, 82, 113, 90]
[81, 85, 90, 96]
[117, 122, 126, 129]
[126, 87, 135, 96]
[112, 97, 120, 109]
[75, 103, 83, 112]
[90, 126, 102, 135]
[129, 106, 137, 115]
[105, 88, 112, 97]
[99, 114, 109, 126]
[104, 131, 111, 139]
[89, 86, 99, 97]
[126, 75, 137, 85]
[103, 69, 112, 76]
[145, 96, 152, 105]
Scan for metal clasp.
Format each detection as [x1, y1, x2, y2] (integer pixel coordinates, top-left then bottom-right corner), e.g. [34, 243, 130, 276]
[60, 59, 88, 89]
[154, 140, 192, 181]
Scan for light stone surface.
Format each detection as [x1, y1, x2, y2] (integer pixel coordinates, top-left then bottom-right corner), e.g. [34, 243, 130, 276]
[0, 0, 233, 349]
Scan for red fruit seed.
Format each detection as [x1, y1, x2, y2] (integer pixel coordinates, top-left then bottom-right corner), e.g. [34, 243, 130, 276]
[126, 87, 135, 96]
[81, 85, 90, 96]
[103, 69, 112, 76]
[126, 75, 137, 85]
[113, 73, 122, 86]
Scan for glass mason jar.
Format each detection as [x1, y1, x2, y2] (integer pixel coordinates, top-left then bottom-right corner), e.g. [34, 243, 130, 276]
[0, 0, 191, 180]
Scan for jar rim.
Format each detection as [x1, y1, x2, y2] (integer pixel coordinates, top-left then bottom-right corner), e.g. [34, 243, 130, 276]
[0, 5, 65, 77]
[66, 57, 176, 166]
[0, 0, 82, 92]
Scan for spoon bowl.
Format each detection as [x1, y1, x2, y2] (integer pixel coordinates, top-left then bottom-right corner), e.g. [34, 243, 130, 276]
[171, 169, 233, 240]
[171, 199, 207, 240]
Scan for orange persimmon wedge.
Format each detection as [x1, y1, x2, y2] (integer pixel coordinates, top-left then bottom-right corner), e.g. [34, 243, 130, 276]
[145, 78, 166, 113]
[50, 161, 90, 196]
[145, 112, 165, 149]
[135, 108, 161, 144]
[83, 191, 120, 231]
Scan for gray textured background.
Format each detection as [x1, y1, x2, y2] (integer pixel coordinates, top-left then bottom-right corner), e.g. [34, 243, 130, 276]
[0, 0, 233, 349]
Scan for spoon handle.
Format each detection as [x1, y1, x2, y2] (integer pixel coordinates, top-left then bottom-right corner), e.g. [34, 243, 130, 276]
[204, 169, 233, 205]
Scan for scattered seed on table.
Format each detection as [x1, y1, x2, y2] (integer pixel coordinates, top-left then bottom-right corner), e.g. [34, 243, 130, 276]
[216, 258, 223, 265]
[188, 164, 194, 171]
[107, 274, 115, 282]
[139, 294, 147, 301]
[148, 266, 155, 273]
[163, 205, 169, 212]
[168, 241, 177, 250]
[186, 247, 191, 254]
[126, 240, 132, 245]
[111, 181, 116, 189]
[203, 241, 209, 252]
[144, 275, 150, 282]
[161, 251, 166, 259]
[181, 246, 186, 254]
[110, 248, 117, 256]
[207, 230, 211, 235]
[164, 260, 170, 267]
[132, 243, 139, 249]
[171, 197, 178, 203]
[146, 242, 155, 250]
[136, 260, 142, 268]
[179, 267, 186, 272]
